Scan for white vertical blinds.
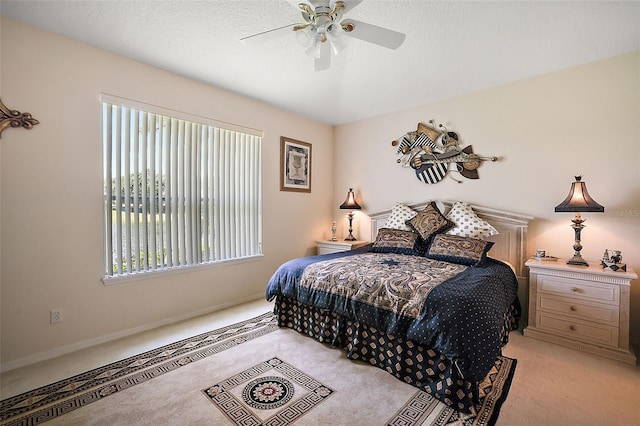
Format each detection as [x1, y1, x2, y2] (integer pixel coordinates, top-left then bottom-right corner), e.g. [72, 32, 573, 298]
[102, 97, 262, 278]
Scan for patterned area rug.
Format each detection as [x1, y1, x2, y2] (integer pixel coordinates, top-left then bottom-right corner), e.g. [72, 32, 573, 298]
[0, 312, 516, 425]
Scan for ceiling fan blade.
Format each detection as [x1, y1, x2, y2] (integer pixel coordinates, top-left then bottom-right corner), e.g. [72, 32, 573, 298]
[314, 42, 331, 71]
[240, 23, 297, 45]
[341, 19, 405, 49]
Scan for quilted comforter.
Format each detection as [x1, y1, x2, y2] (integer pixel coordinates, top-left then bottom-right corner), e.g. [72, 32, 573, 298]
[265, 246, 520, 384]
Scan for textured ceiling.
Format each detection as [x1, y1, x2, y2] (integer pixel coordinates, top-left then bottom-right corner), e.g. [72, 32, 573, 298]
[2, 0, 639, 125]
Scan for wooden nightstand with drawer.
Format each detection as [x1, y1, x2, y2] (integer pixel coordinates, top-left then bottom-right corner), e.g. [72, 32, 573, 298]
[316, 240, 368, 255]
[524, 258, 637, 364]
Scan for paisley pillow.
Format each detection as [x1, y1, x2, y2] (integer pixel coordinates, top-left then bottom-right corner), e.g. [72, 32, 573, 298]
[426, 234, 494, 266]
[446, 201, 498, 239]
[372, 228, 425, 256]
[405, 202, 454, 241]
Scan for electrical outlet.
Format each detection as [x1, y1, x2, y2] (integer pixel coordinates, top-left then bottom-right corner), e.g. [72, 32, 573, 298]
[50, 309, 62, 324]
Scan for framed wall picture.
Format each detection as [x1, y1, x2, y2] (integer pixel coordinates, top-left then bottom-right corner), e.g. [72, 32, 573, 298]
[280, 136, 312, 193]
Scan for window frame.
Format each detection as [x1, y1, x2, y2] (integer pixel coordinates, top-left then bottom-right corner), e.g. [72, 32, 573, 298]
[100, 94, 263, 285]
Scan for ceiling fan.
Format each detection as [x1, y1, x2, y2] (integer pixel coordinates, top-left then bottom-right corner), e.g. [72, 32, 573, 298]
[240, 0, 406, 71]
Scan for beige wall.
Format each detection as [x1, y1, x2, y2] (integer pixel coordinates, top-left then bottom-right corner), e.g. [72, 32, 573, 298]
[0, 17, 334, 368]
[333, 52, 640, 341]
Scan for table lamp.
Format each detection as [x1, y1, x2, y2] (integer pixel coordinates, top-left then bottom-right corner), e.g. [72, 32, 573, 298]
[339, 188, 361, 241]
[554, 175, 604, 266]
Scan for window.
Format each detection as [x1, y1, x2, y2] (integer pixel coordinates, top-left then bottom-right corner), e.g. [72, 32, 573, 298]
[102, 95, 262, 281]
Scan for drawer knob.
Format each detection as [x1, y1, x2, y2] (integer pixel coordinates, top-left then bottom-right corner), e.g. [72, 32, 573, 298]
[569, 325, 577, 331]
[571, 287, 580, 292]
[570, 305, 578, 311]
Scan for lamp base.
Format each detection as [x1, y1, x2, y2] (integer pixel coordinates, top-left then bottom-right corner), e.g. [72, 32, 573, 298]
[344, 211, 356, 241]
[566, 215, 588, 266]
[567, 254, 589, 267]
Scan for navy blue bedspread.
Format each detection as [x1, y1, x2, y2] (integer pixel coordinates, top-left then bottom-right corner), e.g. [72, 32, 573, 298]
[265, 246, 520, 384]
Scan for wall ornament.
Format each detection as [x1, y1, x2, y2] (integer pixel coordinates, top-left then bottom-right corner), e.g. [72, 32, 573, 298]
[392, 120, 497, 184]
[0, 98, 40, 138]
[280, 136, 312, 193]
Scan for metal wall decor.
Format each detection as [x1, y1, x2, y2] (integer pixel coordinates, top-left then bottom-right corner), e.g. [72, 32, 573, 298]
[0, 98, 39, 138]
[392, 120, 497, 184]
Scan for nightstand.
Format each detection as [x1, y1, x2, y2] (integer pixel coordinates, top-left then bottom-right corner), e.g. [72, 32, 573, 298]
[316, 240, 368, 255]
[524, 258, 637, 364]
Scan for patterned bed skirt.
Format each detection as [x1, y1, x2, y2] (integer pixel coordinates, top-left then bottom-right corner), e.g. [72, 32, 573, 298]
[273, 295, 489, 413]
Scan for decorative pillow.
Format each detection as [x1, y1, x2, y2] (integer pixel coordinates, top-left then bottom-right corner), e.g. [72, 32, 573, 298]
[383, 203, 418, 231]
[372, 228, 425, 255]
[446, 201, 498, 239]
[405, 202, 455, 241]
[425, 234, 494, 266]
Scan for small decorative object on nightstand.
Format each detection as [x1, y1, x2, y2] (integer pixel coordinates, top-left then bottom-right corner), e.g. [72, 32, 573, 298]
[524, 258, 637, 364]
[601, 249, 626, 272]
[316, 240, 368, 255]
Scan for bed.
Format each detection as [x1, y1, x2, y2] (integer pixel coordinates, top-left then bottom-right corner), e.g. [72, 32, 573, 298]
[265, 200, 532, 413]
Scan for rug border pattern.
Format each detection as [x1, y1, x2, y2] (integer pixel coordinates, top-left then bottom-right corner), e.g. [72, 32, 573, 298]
[386, 355, 517, 426]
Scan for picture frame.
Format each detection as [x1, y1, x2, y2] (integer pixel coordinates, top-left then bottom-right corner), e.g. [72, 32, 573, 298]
[280, 136, 312, 193]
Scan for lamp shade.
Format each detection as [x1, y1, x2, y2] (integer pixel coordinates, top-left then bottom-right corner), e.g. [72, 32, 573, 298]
[339, 188, 361, 210]
[554, 176, 604, 213]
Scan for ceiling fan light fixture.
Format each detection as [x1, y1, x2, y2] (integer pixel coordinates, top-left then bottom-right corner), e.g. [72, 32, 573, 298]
[296, 26, 313, 46]
[305, 38, 322, 58]
[330, 38, 346, 55]
[314, 42, 331, 71]
[326, 21, 342, 37]
[326, 27, 346, 55]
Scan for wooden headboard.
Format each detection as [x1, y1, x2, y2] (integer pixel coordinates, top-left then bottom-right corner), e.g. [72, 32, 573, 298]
[369, 201, 534, 283]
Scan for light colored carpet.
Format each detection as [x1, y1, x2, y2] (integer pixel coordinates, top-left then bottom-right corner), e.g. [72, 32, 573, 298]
[0, 313, 515, 425]
[498, 332, 640, 426]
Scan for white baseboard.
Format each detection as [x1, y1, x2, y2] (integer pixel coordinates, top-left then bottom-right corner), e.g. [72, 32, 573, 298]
[0, 293, 266, 373]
